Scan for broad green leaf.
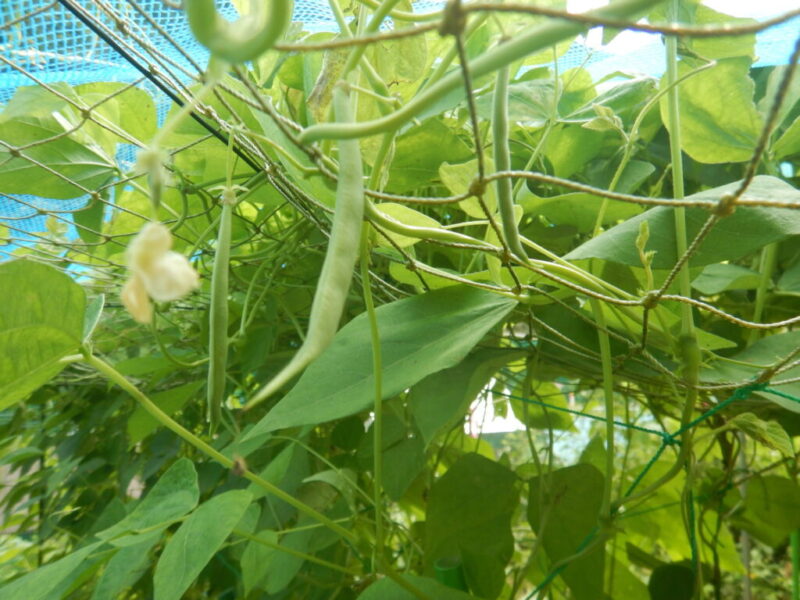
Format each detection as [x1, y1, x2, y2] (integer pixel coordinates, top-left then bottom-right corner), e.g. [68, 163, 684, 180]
[97, 458, 199, 540]
[745, 476, 800, 534]
[660, 58, 762, 163]
[544, 124, 604, 178]
[510, 380, 575, 431]
[387, 119, 473, 193]
[82, 294, 105, 342]
[440, 158, 497, 218]
[517, 190, 642, 233]
[127, 381, 204, 445]
[701, 331, 800, 413]
[730, 413, 794, 457]
[409, 347, 525, 447]
[0, 260, 86, 410]
[691, 263, 761, 295]
[0, 542, 101, 600]
[528, 463, 605, 600]
[475, 78, 554, 126]
[426, 453, 518, 599]
[777, 258, 800, 294]
[72, 193, 105, 245]
[240, 530, 279, 595]
[262, 528, 314, 594]
[688, 5, 756, 60]
[564, 78, 656, 125]
[373, 202, 445, 248]
[368, 1, 428, 98]
[648, 563, 695, 600]
[758, 65, 800, 132]
[91, 535, 160, 600]
[0, 115, 116, 199]
[153, 489, 252, 600]
[774, 114, 800, 160]
[75, 82, 157, 143]
[357, 574, 476, 600]
[566, 176, 800, 268]
[0, 446, 43, 467]
[244, 286, 517, 437]
[358, 411, 425, 500]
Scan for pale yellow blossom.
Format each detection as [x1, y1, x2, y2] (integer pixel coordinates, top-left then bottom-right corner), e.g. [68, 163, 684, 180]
[121, 222, 199, 323]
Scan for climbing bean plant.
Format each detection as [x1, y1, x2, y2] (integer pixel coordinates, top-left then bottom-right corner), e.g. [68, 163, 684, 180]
[1, 0, 800, 598]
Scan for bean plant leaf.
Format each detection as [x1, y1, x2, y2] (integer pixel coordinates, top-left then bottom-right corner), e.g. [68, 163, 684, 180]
[244, 286, 517, 437]
[0, 114, 116, 199]
[358, 411, 425, 500]
[387, 119, 473, 193]
[357, 574, 476, 600]
[153, 489, 252, 600]
[91, 535, 160, 600]
[517, 190, 642, 233]
[97, 458, 199, 540]
[75, 82, 157, 144]
[566, 176, 800, 268]
[691, 263, 761, 295]
[83, 294, 105, 342]
[240, 530, 279, 595]
[730, 413, 794, 457]
[440, 158, 497, 218]
[409, 347, 526, 447]
[648, 563, 695, 600]
[0, 259, 86, 410]
[0, 542, 102, 600]
[660, 58, 762, 164]
[127, 381, 205, 445]
[528, 463, 605, 600]
[701, 330, 800, 413]
[774, 115, 800, 160]
[744, 476, 800, 537]
[425, 453, 518, 599]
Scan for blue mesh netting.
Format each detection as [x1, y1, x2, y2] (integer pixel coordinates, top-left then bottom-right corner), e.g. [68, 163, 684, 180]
[0, 1, 799, 256]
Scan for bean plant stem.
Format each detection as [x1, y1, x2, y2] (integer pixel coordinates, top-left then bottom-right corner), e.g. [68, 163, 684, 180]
[591, 298, 615, 520]
[665, 0, 694, 338]
[361, 222, 384, 571]
[750, 243, 778, 342]
[233, 528, 360, 576]
[83, 352, 358, 544]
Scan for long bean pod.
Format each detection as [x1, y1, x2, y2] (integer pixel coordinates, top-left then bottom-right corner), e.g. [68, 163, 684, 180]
[298, 0, 662, 142]
[492, 63, 527, 262]
[185, 0, 294, 64]
[246, 84, 364, 409]
[207, 191, 233, 433]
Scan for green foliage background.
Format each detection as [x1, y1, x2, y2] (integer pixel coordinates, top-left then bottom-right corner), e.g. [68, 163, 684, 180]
[2, 0, 800, 598]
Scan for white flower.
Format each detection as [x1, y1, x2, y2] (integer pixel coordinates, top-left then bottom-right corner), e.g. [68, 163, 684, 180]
[121, 222, 199, 323]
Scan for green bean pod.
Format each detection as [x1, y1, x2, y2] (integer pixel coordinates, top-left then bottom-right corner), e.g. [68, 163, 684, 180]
[246, 84, 364, 409]
[366, 201, 494, 249]
[185, 0, 294, 64]
[207, 194, 233, 433]
[492, 64, 527, 262]
[298, 0, 661, 142]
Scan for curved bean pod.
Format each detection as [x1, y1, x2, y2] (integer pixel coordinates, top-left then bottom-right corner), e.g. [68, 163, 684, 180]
[246, 84, 364, 409]
[298, 0, 661, 142]
[366, 201, 494, 249]
[185, 0, 294, 64]
[492, 64, 527, 262]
